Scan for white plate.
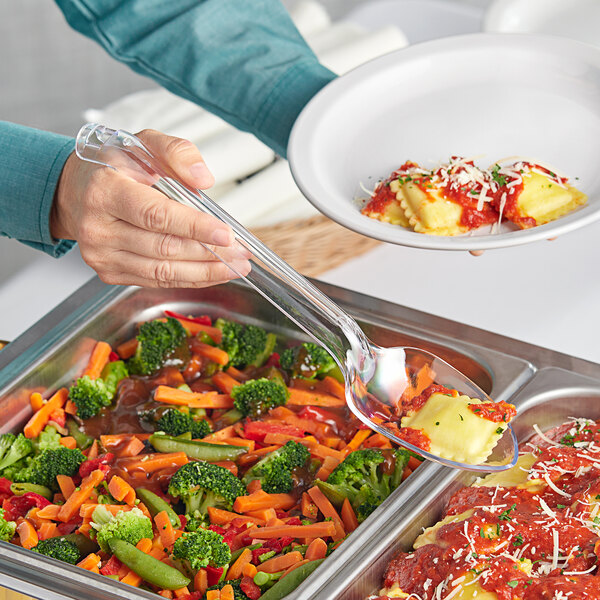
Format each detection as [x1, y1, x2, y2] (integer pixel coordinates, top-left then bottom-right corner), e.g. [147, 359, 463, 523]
[485, 0, 600, 48]
[288, 34, 600, 250]
[346, 0, 484, 44]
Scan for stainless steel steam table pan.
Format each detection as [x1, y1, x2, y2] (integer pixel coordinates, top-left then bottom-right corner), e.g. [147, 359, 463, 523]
[0, 276, 594, 600]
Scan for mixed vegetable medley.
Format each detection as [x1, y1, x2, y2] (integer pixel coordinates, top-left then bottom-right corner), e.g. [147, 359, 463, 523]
[0, 310, 423, 600]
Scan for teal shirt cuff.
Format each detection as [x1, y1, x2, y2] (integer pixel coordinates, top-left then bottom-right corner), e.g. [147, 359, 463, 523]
[0, 122, 76, 257]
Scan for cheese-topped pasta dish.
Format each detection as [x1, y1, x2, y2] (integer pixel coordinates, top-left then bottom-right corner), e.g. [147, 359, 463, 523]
[361, 158, 587, 235]
[374, 417, 600, 599]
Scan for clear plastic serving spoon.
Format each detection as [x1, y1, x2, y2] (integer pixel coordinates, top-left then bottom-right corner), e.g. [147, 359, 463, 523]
[75, 123, 518, 472]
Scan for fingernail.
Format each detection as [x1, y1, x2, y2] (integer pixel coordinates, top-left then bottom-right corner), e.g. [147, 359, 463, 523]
[212, 229, 233, 246]
[234, 242, 252, 259]
[189, 162, 214, 186]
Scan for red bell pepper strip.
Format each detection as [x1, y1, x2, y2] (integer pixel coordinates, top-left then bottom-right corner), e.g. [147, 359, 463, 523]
[243, 421, 304, 443]
[205, 565, 224, 587]
[164, 310, 212, 326]
[79, 453, 114, 479]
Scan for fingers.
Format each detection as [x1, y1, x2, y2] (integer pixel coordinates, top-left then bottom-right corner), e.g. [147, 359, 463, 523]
[106, 220, 250, 263]
[107, 175, 235, 247]
[137, 128, 215, 190]
[93, 250, 251, 288]
[469, 250, 485, 257]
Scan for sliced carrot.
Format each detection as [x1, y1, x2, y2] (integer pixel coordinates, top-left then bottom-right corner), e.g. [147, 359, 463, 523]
[174, 588, 190, 598]
[56, 475, 76, 499]
[305, 538, 328, 561]
[100, 433, 151, 448]
[161, 318, 222, 343]
[287, 388, 345, 407]
[119, 452, 188, 473]
[307, 486, 345, 541]
[155, 510, 176, 549]
[158, 592, 174, 599]
[220, 437, 255, 450]
[194, 570, 208, 596]
[248, 521, 336, 540]
[59, 436, 77, 449]
[245, 508, 276, 522]
[226, 547, 252, 580]
[192, 342, 229, 366]
[340, 498, 359, 533]
[408, 456, 423, 471]
[257, 550, 303, 573]
[58, 469, 104, 522]
[121, 570, 143, 587]
[108, 475, 137, 505]
[38, 522, 59, 540]
[280, 558, 310, 579]
[23, 387, 68, 439]
[79, 504, 131, 519]
[206, 591, 220, 600]
[233, 490, 296, 513]
[77, 553, 101, 572]
[16, 519, 38, 549]
[113, 436, 146, 458]
[64, 400, 78, 415]
[30, 392, 44, 412]
[242, 563, 258, 578]
[246, 479, 262, 494]
[87, 439, 99, 460]
[154, 386, 233, 409]
[211, 372, 241, 395]
[136, 537, 153, 553]
[117, 337, 138, 360]
[344, 429, 371, 454]
[262, 433, 345, 462]
[301, 493, 319, 520]
[207, 506, 264, 527]
[315, 455, 340, 481]
[220, 584, 234, 600]
[82, 341, 112, 379]
[36, 504, 61, 520]
[225, 366, 248, 381]
[399, 364, 435, 404]
[203, 425, 236, 442]
[320, 376, 346, 400]
[362, 433, 393, 449]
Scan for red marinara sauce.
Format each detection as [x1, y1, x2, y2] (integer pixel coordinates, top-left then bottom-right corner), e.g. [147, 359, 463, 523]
[361, 178, 397, 216]
[380, 418, 600, 600]
[467, 400, 517, 423]
[394, 426, 431, 452]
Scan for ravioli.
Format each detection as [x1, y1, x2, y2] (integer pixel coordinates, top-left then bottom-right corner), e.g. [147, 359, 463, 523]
[361, 179, 410, 227]
[400, 392, 513, 465]
[500, 169, 587, 229]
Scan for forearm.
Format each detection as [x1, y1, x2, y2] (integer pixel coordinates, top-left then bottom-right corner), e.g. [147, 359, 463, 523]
[54, 0, 336, 156]
[0, 122, 75, 257]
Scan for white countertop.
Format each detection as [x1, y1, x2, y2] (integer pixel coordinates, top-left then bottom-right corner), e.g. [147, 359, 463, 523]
[0, 220, 598, 365]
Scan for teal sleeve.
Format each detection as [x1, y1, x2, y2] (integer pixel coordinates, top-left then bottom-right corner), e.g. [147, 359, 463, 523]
[54, 0, 336, 157]
[0, 122, 76, 257]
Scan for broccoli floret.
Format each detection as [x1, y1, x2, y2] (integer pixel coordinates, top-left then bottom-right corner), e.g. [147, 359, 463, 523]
[0, 508, 16, 542]
[69, 360, 129, 420]
[184, 511, 209, 532]
[172, 529, 231, 571]
[205, 579, 250, 600]
[320, 448, 410, 522]
[17, 447, 86, 490]
[280, 342, 336, 379]
[128, 317, 187, 376]
[33, 537, 81, 564]
[34, 426, 62, 453]
[0, 433, 33, 473]
[68, 376, 112, 420]
[215, 319, 276, 368]
[91, 506, 153, 553]
[155, 408, 212, 439]
[168, 461, 245, 518]
[230, 378, 289, 419]
[0, 457, 31, 482]
[243, 441, 310, 493]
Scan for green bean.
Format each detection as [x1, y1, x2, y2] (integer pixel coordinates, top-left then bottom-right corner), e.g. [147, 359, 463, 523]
[10, 483, 52, 500]
[66, 418, 93, 449]
[61, 533, 99, 556]
[175, 432, 193, 440]
[108, 538, 190, 590]
[136, 488, 181, 529]
[149, 433, 247, 461]
[258, 559, 324, 600]
[220, 408, 244, 425]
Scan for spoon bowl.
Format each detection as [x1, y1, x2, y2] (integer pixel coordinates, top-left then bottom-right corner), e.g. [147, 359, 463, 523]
[75, 123, 518, 472]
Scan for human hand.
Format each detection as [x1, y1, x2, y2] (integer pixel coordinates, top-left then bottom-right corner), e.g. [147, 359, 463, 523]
[50, 129, 251, 288]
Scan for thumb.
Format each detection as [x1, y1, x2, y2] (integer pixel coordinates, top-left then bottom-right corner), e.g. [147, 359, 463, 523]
[136, 128, 215, 189]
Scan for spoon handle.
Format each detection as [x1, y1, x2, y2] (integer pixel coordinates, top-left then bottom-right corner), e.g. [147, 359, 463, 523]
[75, 124, 373, 374]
